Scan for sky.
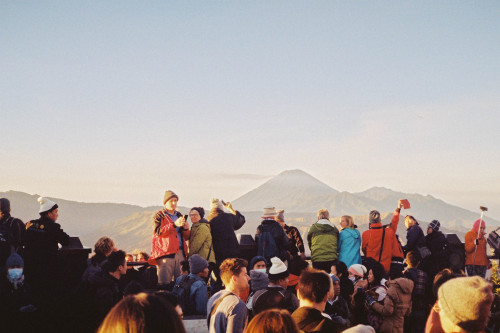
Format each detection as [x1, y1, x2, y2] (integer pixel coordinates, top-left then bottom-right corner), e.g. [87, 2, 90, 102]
[1, 1, 500, 219]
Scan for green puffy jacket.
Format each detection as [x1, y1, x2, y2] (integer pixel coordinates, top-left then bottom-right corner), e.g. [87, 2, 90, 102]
[307, 219, 339, 262]
[189, 219, 215, 263]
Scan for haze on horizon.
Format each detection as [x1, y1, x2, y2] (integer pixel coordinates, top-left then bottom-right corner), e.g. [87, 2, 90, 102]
[1, 2, 499, 219]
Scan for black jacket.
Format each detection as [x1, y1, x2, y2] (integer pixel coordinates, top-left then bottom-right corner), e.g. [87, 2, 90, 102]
[403, 224, 425, 254]
[292, 307, 341, 333]
[209, 211, 245, 262]
[255, 219, 290, 262]
[88, 270, 122, 321]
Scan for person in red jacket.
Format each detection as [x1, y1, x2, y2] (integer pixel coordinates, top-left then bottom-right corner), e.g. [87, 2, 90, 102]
[150, 190, 190, 289]
[362, 210, 395, 274]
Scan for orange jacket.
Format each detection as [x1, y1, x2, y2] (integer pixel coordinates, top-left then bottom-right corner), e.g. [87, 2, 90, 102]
[465, 229, 488, 266]
[362, 222, 396, 273]
[389, 209, 404, 258]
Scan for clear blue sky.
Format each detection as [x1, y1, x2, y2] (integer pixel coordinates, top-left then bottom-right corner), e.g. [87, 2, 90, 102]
[1, 1, 499, 219]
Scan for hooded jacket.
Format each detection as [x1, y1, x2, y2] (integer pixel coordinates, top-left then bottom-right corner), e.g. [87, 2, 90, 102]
[371, 278, 414, 333]
[307, 219, 339, 262]
[404, 224, 425, 254]
[150, 209, 190, 262]
[465, 229, 488, 266]
[209, 211, 245, 262]
[189, 219, 215, 263]
[338, 227, 362, 268]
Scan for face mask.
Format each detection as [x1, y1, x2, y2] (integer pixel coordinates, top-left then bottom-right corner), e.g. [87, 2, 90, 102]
[254, 268, 267, 274]
[349, 276, 357, 283]
[8, 268, 23, 281]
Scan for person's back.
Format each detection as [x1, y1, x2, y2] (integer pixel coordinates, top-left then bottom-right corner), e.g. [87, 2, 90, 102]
[256, 214, 289, 263]
[308, 209, 339, 272]
[208, 200, 245, 262]
[362, 210, 395, 273]
[338, 225, 362, 269]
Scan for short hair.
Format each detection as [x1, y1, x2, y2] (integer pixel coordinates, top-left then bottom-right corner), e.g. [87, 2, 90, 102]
[219, 258, 248, 286]
[298, 269, 332, 303]
[317, 209, 330, 220]
[406, 250, 421, 268]
[137, 251, 149, 261]
[246, 309, 300, 333]
[102, 250, 126, 273]
[180, 260, 190, 273]
[94, 236, 115, 256]
[98, 293, 186, 333]
[341, 215, 354, 228]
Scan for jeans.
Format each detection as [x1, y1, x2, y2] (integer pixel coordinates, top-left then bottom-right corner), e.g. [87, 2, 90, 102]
[465, 265, 487, 278]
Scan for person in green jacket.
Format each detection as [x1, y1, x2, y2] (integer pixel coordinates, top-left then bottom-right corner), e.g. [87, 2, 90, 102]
[189, 207, 215, 265]
[307, 209, 339, 273]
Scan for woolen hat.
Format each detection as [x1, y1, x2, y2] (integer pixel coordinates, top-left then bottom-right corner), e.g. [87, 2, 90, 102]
[210, 198, 224, 210]
[163, 190, 178, 205]
[6, 253, 24, 268]
[0, 198, 10, 214]
[343, 325, 375, 333]
[190, 207, 205, 219]
[438, 276, 493, 332]
[38, 197, 58, 214]
[262, 207, 278, 219]
[249, 256, 267, 270]
[369, 210, 381, 224]
[429, 220, 440, 232]
[348, 264, 367, 277]
[249, 270, 269, 292]
[189, 254, 208, 275]
[268, 257, 289, 281]
[276, 209, 285, 223]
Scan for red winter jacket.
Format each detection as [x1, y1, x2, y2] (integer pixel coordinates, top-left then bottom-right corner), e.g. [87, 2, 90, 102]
[150, 210, 190, 264]
[362, 222, 395, 273]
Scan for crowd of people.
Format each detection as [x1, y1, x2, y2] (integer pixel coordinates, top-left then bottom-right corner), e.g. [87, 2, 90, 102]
[0, 192, 497, 333]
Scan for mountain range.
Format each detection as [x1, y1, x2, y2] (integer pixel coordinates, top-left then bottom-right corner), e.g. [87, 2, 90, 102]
[1, 169, 496, 253]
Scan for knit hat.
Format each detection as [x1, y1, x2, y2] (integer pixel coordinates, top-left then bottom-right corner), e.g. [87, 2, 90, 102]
[190, 207, 205, 219]
[210, 198, 224, 210]
[276, 209, 285, 223]
[189, 254, 208, 275]
[472, 219, 486, 233]
[6, 253, 24, 268]
[163, 190, 178, 205]
[0, 198, 10, 214]
[348, 264, 367, 278]
[429, 220, 440, 232]
[369, 210, 381, 224]
[438, 276, 493, 332]
[268, 257, 289, 281]
[38, 197, 58, 214]
[249, 256, 267, 270]
[249, 270, 269, 291]
[262, 207, 278, 219]
[342, 324, 376, 333]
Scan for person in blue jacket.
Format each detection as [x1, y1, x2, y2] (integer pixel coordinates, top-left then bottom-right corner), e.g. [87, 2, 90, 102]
[337, 215, 362, 269]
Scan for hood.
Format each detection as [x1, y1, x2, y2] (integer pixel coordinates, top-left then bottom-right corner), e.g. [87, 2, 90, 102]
[342, 228, 360, 239]
[387, 277, 414, 294]
[314, 220, 337, 232]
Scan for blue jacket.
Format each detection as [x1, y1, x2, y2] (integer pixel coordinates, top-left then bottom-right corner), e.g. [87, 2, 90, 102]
[175, 273, 208, 315]
[403, 224, 425, 254]
[338, 228, 362, 268]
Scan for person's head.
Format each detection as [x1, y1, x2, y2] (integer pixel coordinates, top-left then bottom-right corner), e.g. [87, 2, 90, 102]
[268, 257, 289, 289]
[433, 268, 464, 297]
[155, 291, 184, 319]
[5, 253, 24, 282]
[163, 190, 179, 213]
[98, 292, 186, 333]
[189, 254, 209, 278]
[472, 219, 486, 236]
[180, 260, 190, 275]
[406, 250, 421, 269]
[368, 210, 381, 225]
[340, 215, 354, 229]
[330, 275, 340, 298]
[0, 198, 11, 219]
[348, 264, 367, 283]
[94, 236, 116, 257]
[246, 309, 300, 333]
[275, 209, 285, 226]
[428, 220, 441, 234]
[367, 261, 385, 287]
[404, 215, 418, 229]
[249, 270, 269, 292]
[137, 252, 149, 262]
[437, 276, 493, 333]
[189, 207, 204, 223]
[249, 256, 267, 272]
[317, 209, 330, 221]
[298, 269, 332, 306]
[38, 197, 59, 221]
[102, 250, 127, 277]
[219, 258, 250, 292]
[331, 261, 348, 279]
[262, 207, 278, 220]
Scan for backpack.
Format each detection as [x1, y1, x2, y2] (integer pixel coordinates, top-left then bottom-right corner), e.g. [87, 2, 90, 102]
[0, 217, 15, 265]
[172, 275, 197, 316]
[257, 225, 278, 260]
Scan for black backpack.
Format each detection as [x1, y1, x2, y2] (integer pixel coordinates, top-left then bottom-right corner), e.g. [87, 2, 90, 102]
[172, 275, 197, 315]
[257, 225, 278, 260]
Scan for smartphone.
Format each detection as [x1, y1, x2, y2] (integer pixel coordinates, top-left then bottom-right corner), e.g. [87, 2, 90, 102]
[221, 200, 226, 206]
[183, 214, 188, 221]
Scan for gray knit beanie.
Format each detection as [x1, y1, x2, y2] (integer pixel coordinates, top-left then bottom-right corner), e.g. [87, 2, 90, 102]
[249, 270, 269, 292]
[163, 190, 179, 205]
[189, 254, 208, 275]
[369, 210, 381, 224]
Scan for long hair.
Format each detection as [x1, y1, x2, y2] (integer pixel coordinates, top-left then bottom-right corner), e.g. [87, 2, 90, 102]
[98, 293, 186, 333]
[246, 309, 300, 333]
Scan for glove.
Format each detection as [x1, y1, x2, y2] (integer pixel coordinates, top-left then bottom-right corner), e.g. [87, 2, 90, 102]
[475, 239, 479, 245]
[365, 293, 376, 307]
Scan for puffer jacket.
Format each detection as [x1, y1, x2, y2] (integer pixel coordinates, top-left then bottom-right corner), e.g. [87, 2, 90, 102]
[189, 219, 215, 263]
[338, 227, 362, 268]
[307, 219, 339, 262]
[210, 211, 246, 261]
[371, 277, 414, 333]
[150, 209, 189, 262]
[465, 229, 488, 266]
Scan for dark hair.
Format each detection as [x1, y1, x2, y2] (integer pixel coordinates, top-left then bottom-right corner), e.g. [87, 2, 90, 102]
[333, 261, 348, 278]
[155, 290, 180, 307]
[102, 250, 126, 273]
[190, 207, 205, 219]
[246, 309, 300, 333]
[406, 250, 421, 268]
[298, 269, 331, 303]
[98, 292, 186, 333]
[220, 258, 248, 286]
[0, 198, 11, 214]
[180, 260, 190, 273]
[368, 261, 385, 288]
